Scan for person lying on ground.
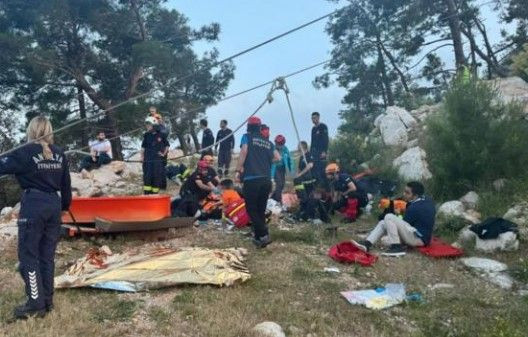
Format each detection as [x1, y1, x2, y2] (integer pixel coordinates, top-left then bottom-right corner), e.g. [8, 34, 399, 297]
[220, 179, 243, 208]
[79, 131, 112, 172]
[351, 181, 436, 257]
[325, 163, 369, 221]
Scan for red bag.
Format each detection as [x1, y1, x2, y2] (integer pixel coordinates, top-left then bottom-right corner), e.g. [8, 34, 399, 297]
[417, 237, 464, 258]
[225, 199, 250, 228]
[340, 198, 359, 221]
[328, 241, 378, 267]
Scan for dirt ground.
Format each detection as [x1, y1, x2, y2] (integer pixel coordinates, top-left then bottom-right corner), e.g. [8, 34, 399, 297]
[1, 212, 528, 337]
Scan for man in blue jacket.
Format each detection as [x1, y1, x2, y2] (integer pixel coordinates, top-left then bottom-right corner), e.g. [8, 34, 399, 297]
[352, 181, 436, 257]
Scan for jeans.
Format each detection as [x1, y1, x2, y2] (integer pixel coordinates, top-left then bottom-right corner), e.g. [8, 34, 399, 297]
[79, 153, 111, 172]
[243, 178, 272, 239]
[271, 166, 286, 203]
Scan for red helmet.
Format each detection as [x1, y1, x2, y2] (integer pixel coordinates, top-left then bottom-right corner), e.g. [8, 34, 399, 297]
[248, 116, 261, 126]
[197, 160, 209, 170]
[275, 134, 286, 145]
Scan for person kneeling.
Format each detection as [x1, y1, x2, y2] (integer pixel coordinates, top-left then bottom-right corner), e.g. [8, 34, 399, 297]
[326, 163, 368, 222]
[352, 182, 436, 257]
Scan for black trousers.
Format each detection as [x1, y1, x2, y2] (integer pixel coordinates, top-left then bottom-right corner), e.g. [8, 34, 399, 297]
[143, 159, 165, 194]
[79, 153, 111, 172]
[217, 149, 232, 176]
[312, 158, 328, 187]
[17, 189, 61, 310]
[243, 178, 272, 239]
[271, 166, 286, 203]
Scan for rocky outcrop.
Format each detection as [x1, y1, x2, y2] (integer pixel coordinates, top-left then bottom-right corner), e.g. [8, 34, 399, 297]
[492, 76, 528, 114]
[375, 106, 418, 147]
[392, 147, 432, 181]
[72, 161, 143, 197]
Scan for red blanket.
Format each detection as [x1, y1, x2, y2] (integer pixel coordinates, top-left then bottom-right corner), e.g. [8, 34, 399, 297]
[328, 241, 378, 266]
[417, 237, 464, 258]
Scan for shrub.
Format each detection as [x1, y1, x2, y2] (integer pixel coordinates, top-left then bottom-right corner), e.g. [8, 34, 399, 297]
[328, 134, 381, 174]
[512, 44, 528, 82]
[425, 78, 528, 200]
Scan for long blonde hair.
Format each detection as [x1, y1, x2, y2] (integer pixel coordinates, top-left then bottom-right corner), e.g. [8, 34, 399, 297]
[27, 116, 54, 160]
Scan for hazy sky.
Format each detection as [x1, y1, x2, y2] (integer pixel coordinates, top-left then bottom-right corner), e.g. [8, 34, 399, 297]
[167, 0, 507, 147]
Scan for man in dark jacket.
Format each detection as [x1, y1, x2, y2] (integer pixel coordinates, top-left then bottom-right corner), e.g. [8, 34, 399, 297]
[200, 119, 214, 157]
[215, 119, 234, 178]
[352, 181, 436, 257]
[310, 112, 329, 185]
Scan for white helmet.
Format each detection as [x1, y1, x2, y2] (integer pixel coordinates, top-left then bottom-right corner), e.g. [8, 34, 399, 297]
[145, 116, 158, 125]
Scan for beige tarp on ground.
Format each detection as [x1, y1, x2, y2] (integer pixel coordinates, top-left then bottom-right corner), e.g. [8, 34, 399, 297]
[55, 245, 250, 292]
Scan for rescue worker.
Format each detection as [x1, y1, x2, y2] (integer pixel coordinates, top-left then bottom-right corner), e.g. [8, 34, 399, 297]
[199, 119, 214, 157]
[310, 112, 329, 186]
[0, 116, 72, 320]
[215, 119, 234, 178]
[141, 116, 169, 194]
[174, 160, 216, 218]
[326, 163, 368, 221]
[270, 135, 292, 203]
[260, 124, 270, 139]
[294, 141, 317, 221]
[236, 116, 280, 248]
[203, 154, 221, 186]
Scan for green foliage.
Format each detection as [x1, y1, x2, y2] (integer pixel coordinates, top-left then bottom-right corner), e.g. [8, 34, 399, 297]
[92, 299, 138, 322]
[512, 44, 528, 82]
[328, 134, 380, 173]
[425, 79, 528, 200]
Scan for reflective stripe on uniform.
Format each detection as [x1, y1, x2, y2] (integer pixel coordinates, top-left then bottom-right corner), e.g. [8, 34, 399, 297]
[144, 186, 153, 191]
[294, 184, 305, 191]
[152, 187, 160, 193]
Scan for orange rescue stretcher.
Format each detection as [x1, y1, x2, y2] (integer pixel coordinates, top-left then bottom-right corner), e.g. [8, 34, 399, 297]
[61, 195, 192, 236]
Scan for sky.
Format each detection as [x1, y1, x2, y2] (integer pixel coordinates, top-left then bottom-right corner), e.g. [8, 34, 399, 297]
[167, 0, 507, 148]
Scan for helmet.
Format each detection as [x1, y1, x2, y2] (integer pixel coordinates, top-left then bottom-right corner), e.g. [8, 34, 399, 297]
[197, 160, 209, 170]
[275, 135, 286, 145]
[247, 116, 261, 126]
[203, 155, 214, 165]
[325, 163, 340, 174]
[145, 116, 158, 125]
[260, 124, 270, 139]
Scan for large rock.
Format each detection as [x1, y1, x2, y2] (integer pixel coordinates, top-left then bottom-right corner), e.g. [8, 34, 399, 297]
[253, 322, 286, 337]
[493, 76, 528, 114]
[392, 147, 432, 181]
[386, 106, 418, 128]
[410, 104, 441, 122]
[503, 202, 528, 227]
[460, 191, 479, 210]
[379, 113, 408, 147]
[438, 201, 465, 218]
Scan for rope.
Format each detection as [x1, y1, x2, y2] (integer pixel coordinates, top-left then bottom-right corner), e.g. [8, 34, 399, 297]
[65, 59, 331, 157]
[0, 8, 346, 159]
[127, 78, 286, 164]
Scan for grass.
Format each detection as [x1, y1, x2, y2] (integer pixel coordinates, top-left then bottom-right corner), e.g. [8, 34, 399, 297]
[1, 214, 528, 337]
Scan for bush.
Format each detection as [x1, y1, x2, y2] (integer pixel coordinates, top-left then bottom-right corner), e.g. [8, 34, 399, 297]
[425, 79, 528, 200]
[512, 44, 528, 82]
[328, 134, 380, 174]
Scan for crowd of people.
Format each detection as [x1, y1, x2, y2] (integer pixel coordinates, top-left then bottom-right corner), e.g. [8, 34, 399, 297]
[0, 109, 436, 320]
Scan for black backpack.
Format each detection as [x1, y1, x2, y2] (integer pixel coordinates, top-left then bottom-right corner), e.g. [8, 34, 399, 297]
[469, 217, 519, 240]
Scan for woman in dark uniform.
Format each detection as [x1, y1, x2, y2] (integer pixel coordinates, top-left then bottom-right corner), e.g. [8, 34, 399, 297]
[0, 116, 72, 319]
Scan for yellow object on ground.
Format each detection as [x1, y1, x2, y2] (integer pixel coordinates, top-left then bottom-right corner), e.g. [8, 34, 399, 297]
[55, 245, 250, 292]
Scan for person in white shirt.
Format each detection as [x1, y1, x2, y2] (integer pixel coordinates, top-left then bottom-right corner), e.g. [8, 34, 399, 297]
[80, 131, 113, 172]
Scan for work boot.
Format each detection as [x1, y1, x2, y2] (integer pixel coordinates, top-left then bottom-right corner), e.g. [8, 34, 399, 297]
[381, 244, 406, 257]
[351, 239, 372, 253]
[45, 301, 54, 313]
[14, 303, 46, 320]
[253, 235, 272, 249]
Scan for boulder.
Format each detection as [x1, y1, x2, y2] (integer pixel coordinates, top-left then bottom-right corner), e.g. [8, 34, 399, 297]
[493, 76, 528, 114]
[253, 322, 286, 337]
[493, 178, 507, 191]
[392, 147, 432, 181]
[438, 201, 465, 218]
[379, 113, 408, 147]
[503, 202, 528, 227]
[460, 191, 479, 209]
[410, 104, 441, 122]
[386, 106, 417, 128]
[1, 207, 13, 218]
[461, 257, 507, 273]
[475, 231, 519, 252]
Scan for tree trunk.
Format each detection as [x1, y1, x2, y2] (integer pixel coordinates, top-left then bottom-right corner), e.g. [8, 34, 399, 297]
[103, 113, 123, 160]
[76, 85, 88, 148]
[376, 43, 394, 106]
[379, 41, 410, 92]
[443, 0, 466, 68]
[176, 132, 188, 155]
[189, 122, 200, 151]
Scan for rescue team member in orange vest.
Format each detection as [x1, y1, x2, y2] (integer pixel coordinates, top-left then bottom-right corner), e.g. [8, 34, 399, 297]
[141, 116, 169, 194]
[0, 116, 72, 320]
[236, 116, 280, 248]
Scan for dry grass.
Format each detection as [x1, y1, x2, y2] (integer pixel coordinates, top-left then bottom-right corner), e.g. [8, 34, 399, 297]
[1, 215, 528, 337]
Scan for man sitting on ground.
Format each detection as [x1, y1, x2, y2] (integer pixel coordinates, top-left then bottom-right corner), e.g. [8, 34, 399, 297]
[352, 181, 436, 257]
[326, 163, 369, 222]
[80, 131, 112, 172]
